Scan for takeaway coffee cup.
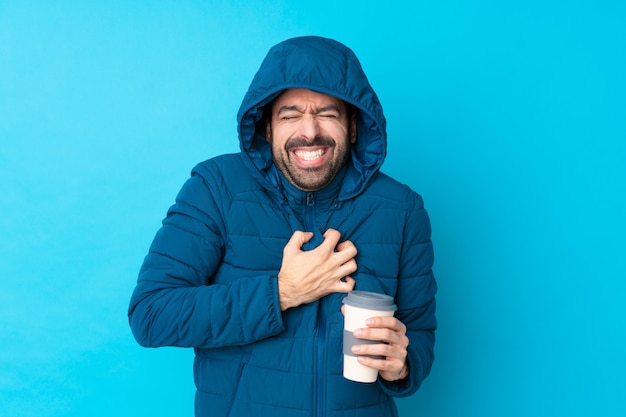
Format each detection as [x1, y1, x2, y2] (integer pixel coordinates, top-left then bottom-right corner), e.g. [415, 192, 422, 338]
[342, 290, 397, 383]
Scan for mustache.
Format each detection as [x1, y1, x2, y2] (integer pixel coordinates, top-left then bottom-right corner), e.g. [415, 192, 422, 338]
[285, 136, 335, 151]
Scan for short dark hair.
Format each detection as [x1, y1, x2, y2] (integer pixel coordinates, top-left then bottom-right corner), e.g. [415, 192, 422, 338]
[345, 101, 358, 121]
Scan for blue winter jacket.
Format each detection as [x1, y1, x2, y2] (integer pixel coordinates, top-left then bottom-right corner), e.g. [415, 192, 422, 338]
[129, 36, 437, 417]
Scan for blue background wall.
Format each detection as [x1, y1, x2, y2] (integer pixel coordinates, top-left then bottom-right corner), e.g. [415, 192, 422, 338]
[1, 1, 625, 416]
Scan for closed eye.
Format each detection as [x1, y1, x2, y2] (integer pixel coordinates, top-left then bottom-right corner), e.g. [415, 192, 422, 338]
[277, 105, 303, 121]
[316, 105, 342, 119]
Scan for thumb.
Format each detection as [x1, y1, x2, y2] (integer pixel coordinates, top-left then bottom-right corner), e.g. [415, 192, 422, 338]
[284, 231, 314, 254]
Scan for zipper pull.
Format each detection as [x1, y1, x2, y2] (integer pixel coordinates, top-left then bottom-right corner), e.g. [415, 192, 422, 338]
[306, 192, 315, 206]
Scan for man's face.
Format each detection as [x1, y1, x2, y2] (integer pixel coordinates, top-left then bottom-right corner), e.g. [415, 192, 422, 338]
[266, 88, 356, 192]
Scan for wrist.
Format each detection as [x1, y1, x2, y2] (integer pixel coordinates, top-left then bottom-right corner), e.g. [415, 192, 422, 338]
[277, 276, 298, 311]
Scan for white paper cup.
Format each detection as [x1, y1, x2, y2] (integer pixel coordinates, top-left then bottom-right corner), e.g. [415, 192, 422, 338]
[342, 291, 397, 383]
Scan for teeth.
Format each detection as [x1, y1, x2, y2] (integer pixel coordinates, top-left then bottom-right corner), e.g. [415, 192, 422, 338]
[294, 149, 324, 161]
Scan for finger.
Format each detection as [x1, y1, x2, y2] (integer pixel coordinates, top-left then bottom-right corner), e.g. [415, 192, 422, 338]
[357, 355, 406, 374]
[364, 316, 406, 332]
[320, 228, 342, 250]
[330, 275, 355, 293]
[337, 258, 357, 277]
[335, 238, 356, 252]
[352, 341, 400, 359]
[352, 339, 408, 369]
[354, 326, 408, 347]
[335, 239, 358, 258]
[354, 327, 397, 344]
[342, 276, 356, 289]
[284, 231, 314, 254]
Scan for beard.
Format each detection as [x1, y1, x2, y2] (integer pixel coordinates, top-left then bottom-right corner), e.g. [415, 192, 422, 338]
[270, 134, 351, 192]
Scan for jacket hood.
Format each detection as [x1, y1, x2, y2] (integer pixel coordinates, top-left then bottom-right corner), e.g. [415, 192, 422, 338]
[236, 36, 387, 200]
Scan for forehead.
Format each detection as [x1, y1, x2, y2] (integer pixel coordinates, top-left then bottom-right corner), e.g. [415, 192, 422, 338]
[272, 88, 345, 111]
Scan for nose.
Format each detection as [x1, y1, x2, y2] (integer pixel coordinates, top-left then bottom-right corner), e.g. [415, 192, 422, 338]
[297, 114, 321, 140]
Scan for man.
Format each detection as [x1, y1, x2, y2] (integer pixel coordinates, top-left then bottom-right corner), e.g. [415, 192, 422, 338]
[129, 36, 437, 417]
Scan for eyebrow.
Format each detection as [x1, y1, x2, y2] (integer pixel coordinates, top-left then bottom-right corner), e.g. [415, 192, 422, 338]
[276, 104, 342, 116]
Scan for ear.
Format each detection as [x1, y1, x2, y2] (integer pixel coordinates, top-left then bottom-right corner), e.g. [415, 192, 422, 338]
[265, 119, 272, 143]
[349, 113, 357, 144]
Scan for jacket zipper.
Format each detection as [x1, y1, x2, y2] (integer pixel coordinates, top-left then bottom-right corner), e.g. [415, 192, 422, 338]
[304, 192, 326, 417]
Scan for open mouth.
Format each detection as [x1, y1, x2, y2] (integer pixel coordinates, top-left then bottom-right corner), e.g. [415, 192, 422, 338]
[291, 147, 329, 167]
[294, 149, 324, 161]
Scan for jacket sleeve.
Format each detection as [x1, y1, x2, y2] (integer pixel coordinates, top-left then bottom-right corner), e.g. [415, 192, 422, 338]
[128, 164, 285, 348]
[379, 192, 437, 397]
